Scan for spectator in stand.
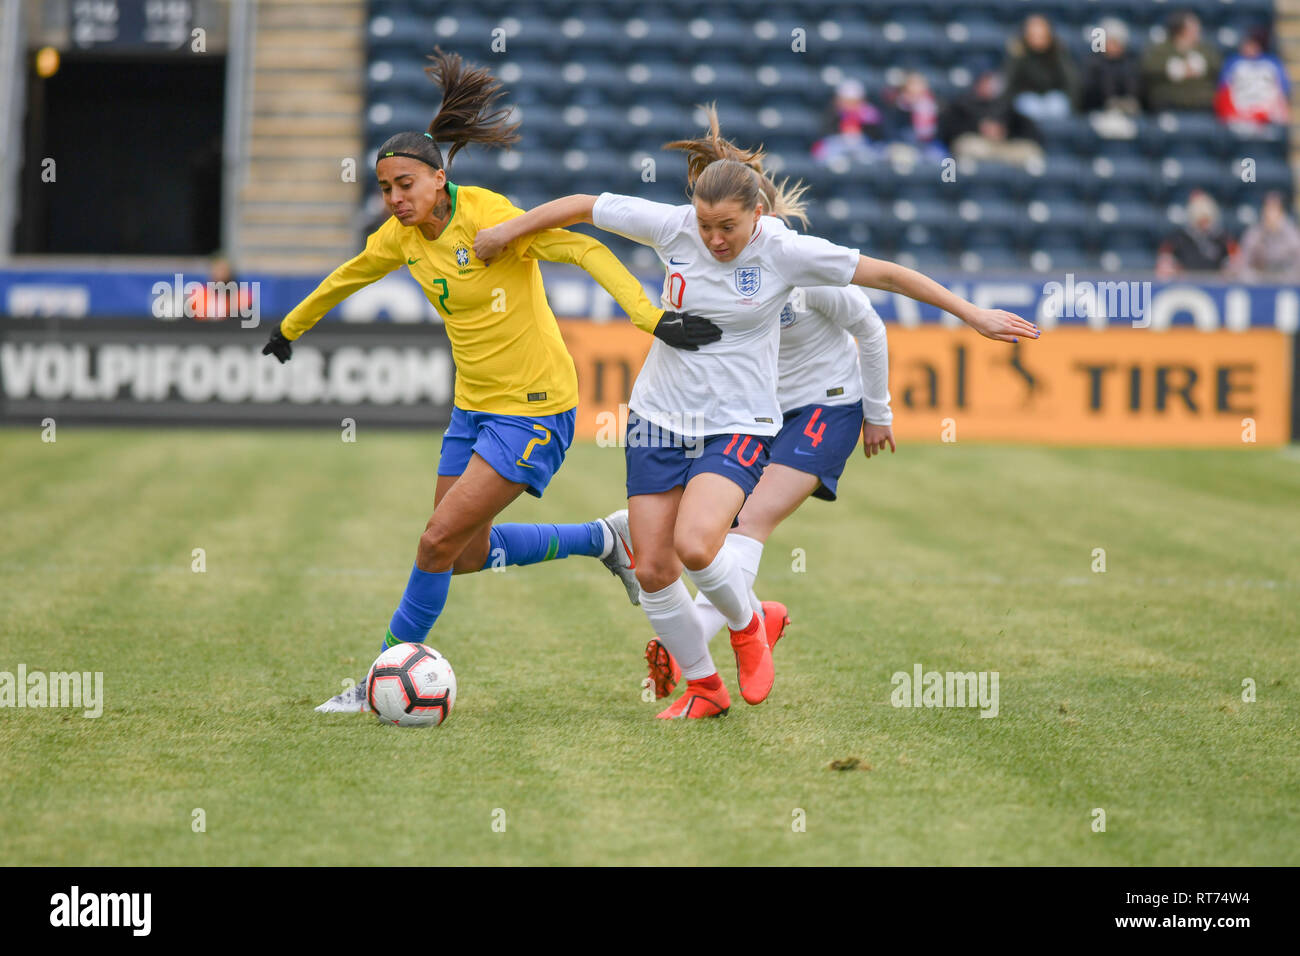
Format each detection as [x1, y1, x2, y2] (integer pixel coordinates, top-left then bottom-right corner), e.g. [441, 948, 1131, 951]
[1141, 11, 1222, 112]
[812, 79, 885, 165]
[1234, 192, 1300, 282]
[1215, 29, 1290, 129]
[1006, 14, 1079, 123]
[1156, 190, 1236, 277]
[881, 72, 945, 161]
[939, 70, 1043, 167]
[1082, 17, 1142, 114]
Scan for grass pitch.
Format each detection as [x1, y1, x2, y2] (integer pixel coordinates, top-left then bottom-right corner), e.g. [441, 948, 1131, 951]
[1, 428, 1297, 865]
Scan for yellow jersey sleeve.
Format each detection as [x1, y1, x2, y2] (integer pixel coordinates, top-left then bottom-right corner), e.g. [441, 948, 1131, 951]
[522, 229, 664, 335]
[278, 218, 405, 340]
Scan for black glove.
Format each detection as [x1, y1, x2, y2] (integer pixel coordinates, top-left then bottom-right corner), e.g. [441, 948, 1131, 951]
[652, 311, 723, 351]
[262, 323, 293, 363]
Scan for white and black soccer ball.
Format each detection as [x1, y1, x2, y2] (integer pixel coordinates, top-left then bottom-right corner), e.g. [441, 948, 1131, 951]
[366, 643, 457, 727]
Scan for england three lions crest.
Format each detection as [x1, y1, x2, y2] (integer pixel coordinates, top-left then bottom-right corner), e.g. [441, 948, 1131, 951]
[734, 267, 761, 296]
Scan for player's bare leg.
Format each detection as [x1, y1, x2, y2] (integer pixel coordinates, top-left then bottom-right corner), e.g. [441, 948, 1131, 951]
[316, 455, 526, 713]
[629, 490, 727, 718]
[732, 463, 823, 544]
[649, 463, 820, 693]
[677, 473, 774, 705]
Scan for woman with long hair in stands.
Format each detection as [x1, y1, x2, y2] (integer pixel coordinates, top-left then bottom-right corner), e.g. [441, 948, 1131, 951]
[263, 50, 722, 713]
[474, 106, 1039, 719]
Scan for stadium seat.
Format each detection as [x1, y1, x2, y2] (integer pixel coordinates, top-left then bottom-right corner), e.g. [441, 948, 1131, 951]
[367, 13, 434, 57]
[953, 157, 1026, 199]
[620, 103, 693, 153]
[1089, 155, 1159, 204]
[558, 60, 626, 108]
[686, 63, 755, 107]
[613, 17, 684, 61]
[1155, 111, 1225, 155]
[1033, 115, 1099, 157]
[754, 107, 822, 153]
[750, 63, 825, 109]
[495, 60, 571, 107]
[367, 100, 433, 139]
[942, 18, 1010, 64]
[1157, 155, 1233, 205]
[1027, 197, 1092, 236]
[555, 17, 627, 60]
[810, 196, 890, 238]
[896, 224, 953, 269]
[1098, 243, 1158, 274]
[956, 244, 1025, 274]
[957, 197, 1022, 232]
[894, 197, 956, 230]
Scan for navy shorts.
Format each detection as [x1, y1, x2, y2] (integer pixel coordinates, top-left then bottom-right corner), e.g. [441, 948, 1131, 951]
[624, 411, 770, 498]
[768, 402, 864, 501]
[438, 405, 576, 498]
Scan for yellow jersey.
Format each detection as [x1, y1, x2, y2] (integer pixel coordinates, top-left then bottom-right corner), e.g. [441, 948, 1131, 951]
[279, 182, 663, 416]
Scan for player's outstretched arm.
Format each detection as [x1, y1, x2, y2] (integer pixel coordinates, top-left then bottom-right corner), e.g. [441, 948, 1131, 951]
[475, 193, 721, 350]
[473, 194, 598, 261]
[851, 255, 1040, 344]
[262, 229, 403, 363]
[525, 230, 720, 349]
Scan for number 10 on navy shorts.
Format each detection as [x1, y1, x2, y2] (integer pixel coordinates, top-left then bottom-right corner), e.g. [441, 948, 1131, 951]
[624, 410, 770, 498]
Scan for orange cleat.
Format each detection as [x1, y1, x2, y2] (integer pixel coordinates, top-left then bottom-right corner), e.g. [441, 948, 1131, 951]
[730, 613, 775, 705]
[644, 639, 682, 699]
[761, 601, 790, 654]
[656, 678, 731, 719]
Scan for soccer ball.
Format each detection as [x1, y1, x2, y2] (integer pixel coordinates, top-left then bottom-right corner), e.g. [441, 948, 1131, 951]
[366, 643, 457, 727]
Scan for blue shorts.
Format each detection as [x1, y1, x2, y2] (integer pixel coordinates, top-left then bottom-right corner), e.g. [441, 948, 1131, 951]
[624, 411, 770, 499]
[438, 406, 575, 498]
[768, 402, 864, 501]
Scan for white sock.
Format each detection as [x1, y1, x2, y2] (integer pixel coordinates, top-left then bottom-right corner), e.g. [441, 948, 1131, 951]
[685, 545, 753, 632]
[640, 579, 715, 680]
[727, 534, 765, 620]
[597, 520, 614, 559]
[694, 533, 765, 642]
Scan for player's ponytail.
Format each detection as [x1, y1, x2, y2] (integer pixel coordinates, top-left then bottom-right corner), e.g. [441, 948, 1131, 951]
[375, 47, 520, 171]
[663, 104, 810, 227]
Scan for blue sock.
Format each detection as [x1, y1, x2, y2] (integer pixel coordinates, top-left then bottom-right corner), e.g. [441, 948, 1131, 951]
[480, 522, 606, 570]
[384, 565, 452, 647]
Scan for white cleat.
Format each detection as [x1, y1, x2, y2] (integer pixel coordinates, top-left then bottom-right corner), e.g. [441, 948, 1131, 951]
[315, 679, 369, 713]
[599, 508, 640, 606]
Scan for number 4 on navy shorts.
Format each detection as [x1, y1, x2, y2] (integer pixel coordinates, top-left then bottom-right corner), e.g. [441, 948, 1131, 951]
[767, 403, 864, 501]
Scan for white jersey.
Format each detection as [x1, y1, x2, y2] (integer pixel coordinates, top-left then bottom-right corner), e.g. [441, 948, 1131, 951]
[592, 193, 859, 437]
[778, 286, 893, 425]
